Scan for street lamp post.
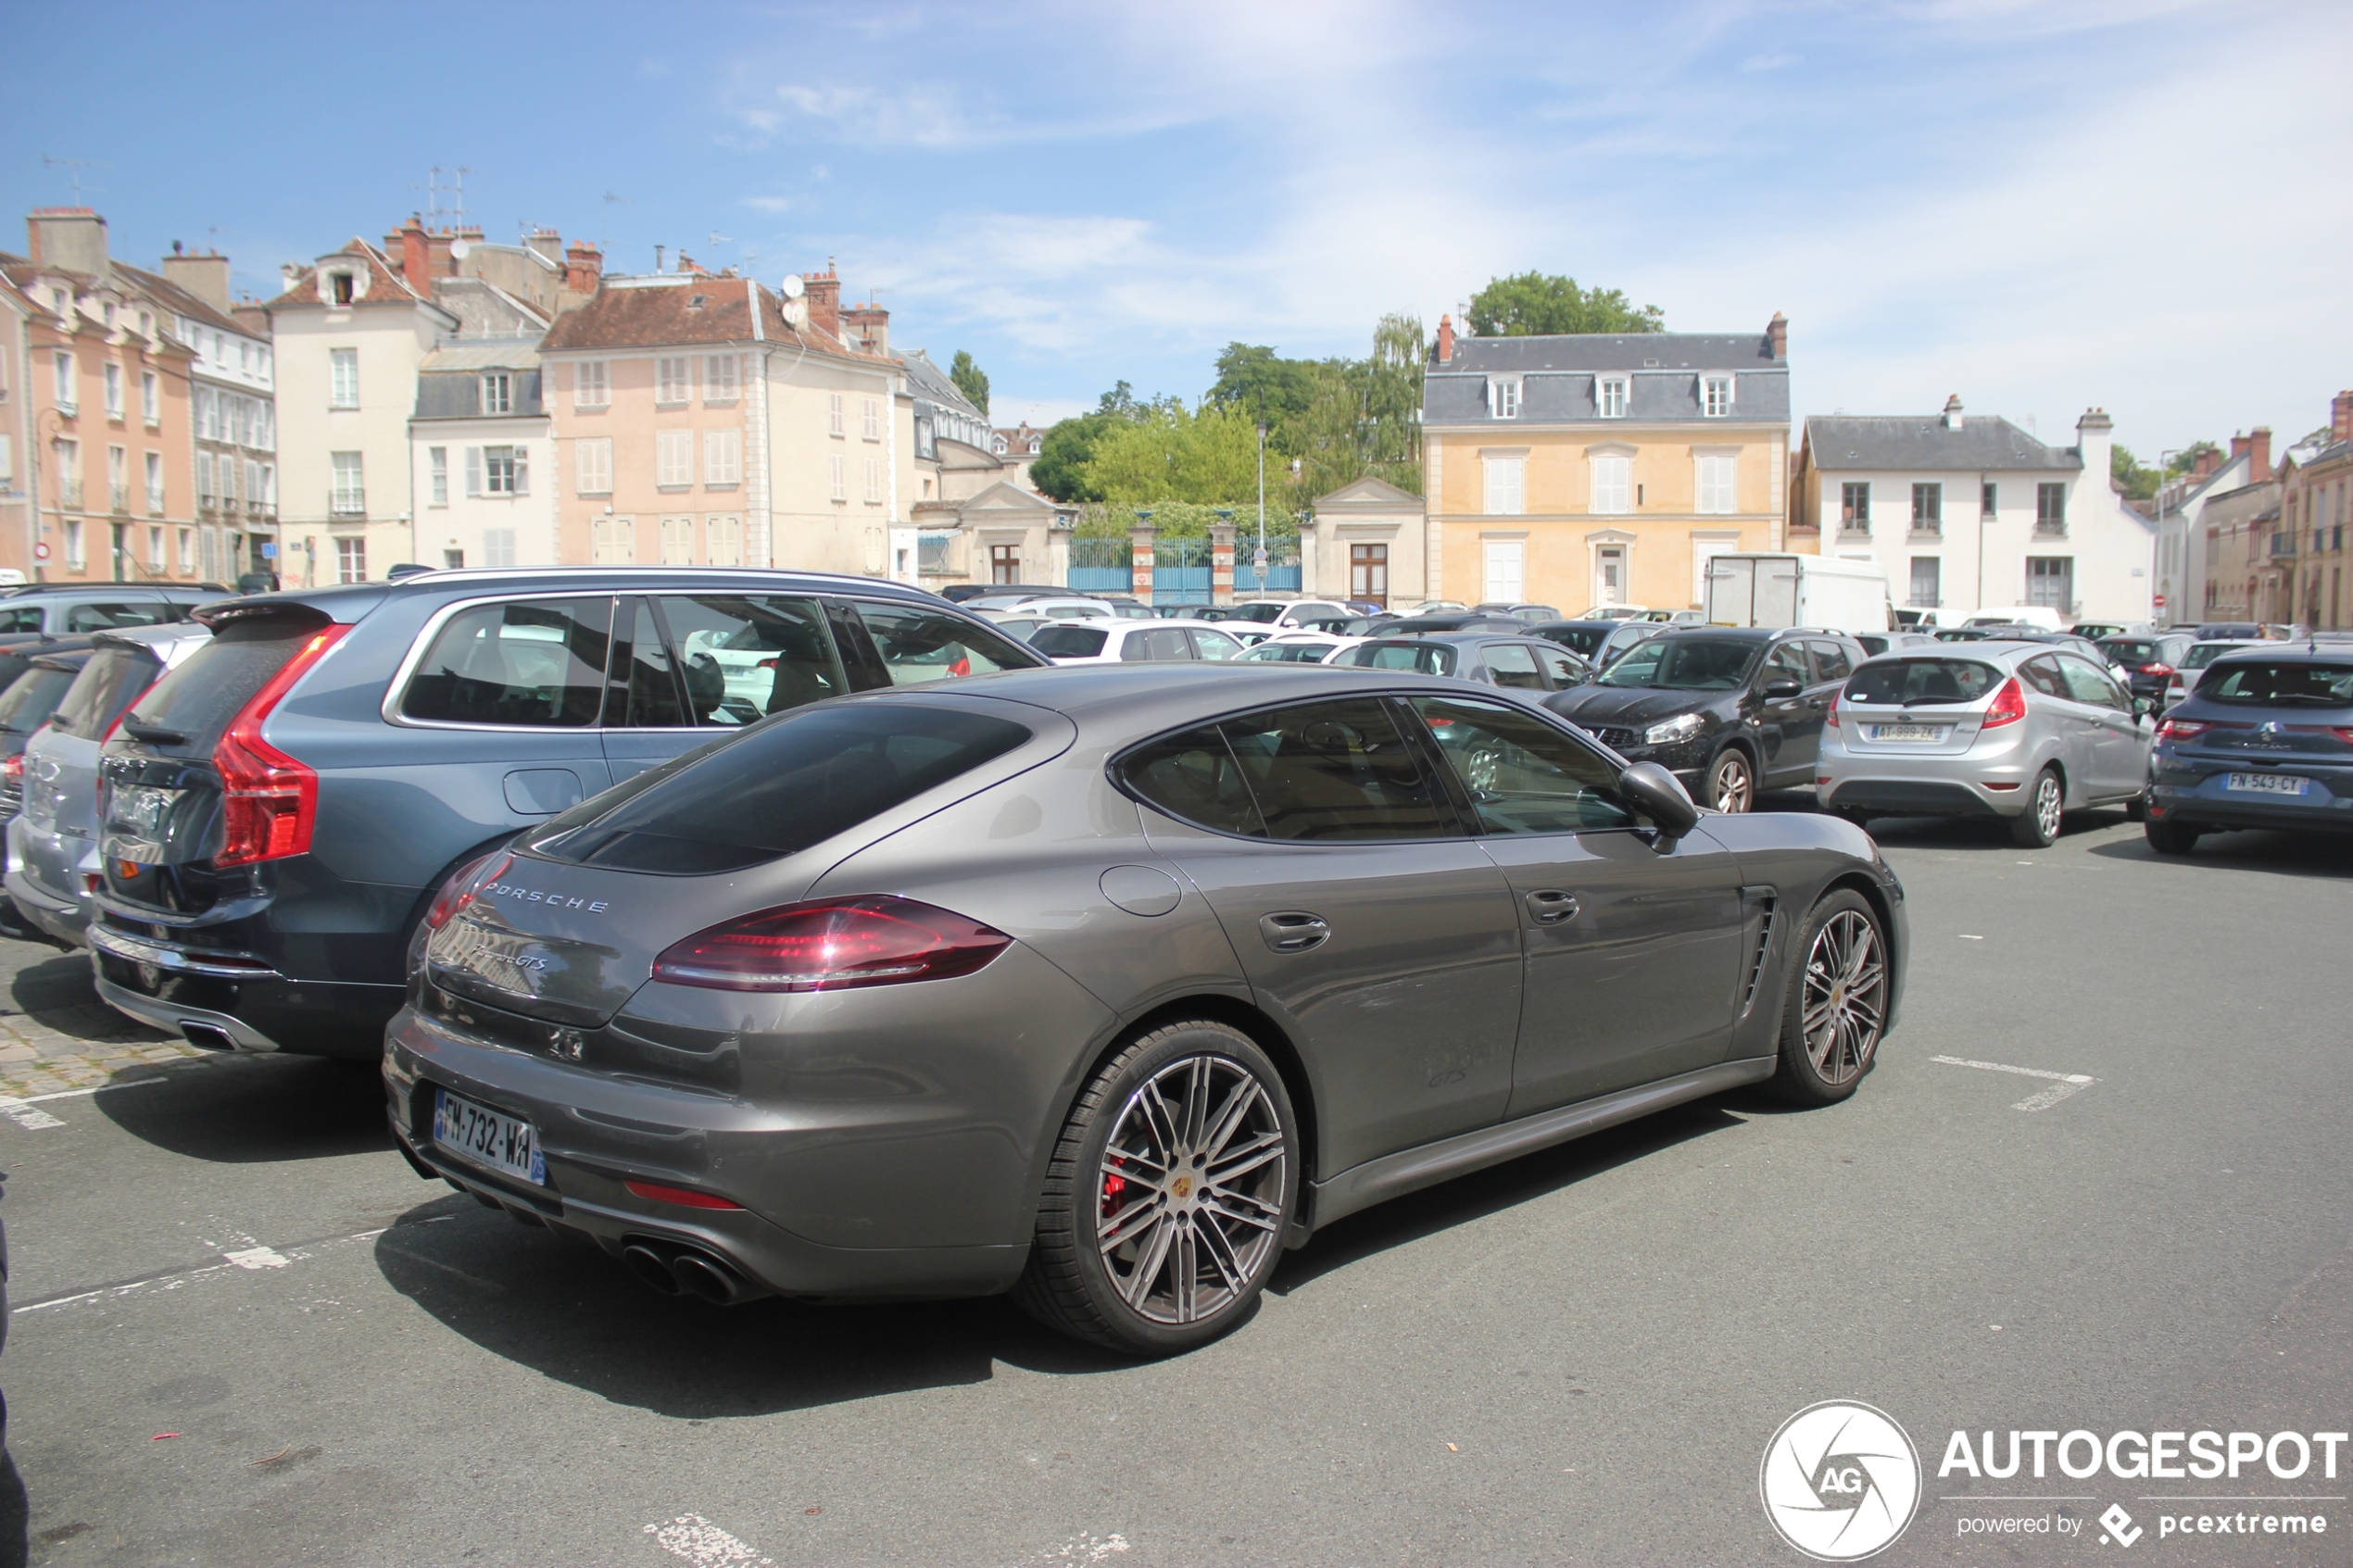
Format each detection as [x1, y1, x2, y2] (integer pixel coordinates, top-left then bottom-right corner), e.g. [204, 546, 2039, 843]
[2156, 448, 2183, 627]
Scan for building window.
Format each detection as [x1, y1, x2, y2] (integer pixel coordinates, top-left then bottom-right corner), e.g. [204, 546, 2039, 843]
[472, 445, 525, 496]
[0, 436, 9, 490]
[197, 452, 216, 506]
[335, 536, 367, 583]
[577, 437, 613, 495]
[55, 437, 80, 509]
[1350, 542, 1390, 607]
[2026, 556, 2073, 610]
[660, 516, 697, 565]
[863, 456, 883, 503]
[990, 544, 1021, 584]
[705, 428, 741, 487]
[591, 516, 635, 565]
[656, 357, 692, 405]
[483, 528, 516, 568]
[329, 271, 356, 306]
[177, 527, 194, 572]
[1483, 455, 1527, 516]
[142, 371, 158, 425]
[1908, 557, 1941, 608]
[145, 452, 163, 514]
[65, 519, 84, 570]
[107, 445, 126, 511]
[704, 354, 739, 403]
[706, 515, 742, 567]
[480, 373, 512, 415]
[104, 363, 123, 420]
[328, 348, 359, 408]
[429, 446, 448, 507]
[1981, 482, 1998, 517]
[1911, 483, 1942, 532]
[862, 396, 882, 441]
[53, 352, 74, 412]
[830, 453, 847, 501]
[828, 392, 845, 438]
[331, 451, 364, 515]
[1490, 380, 1520, 420]
[1840, 482, 1870, 530]
[1597, 376, 1628, 419]
[1591, 453, 1631, 514]
[574, 360, 610, 408]
[990, 433, 1007, 456]
[148, 525, 165, 571]
[2036, 482, 2067, 534]
[1702, 375, 1732, 417]
[656, 431, 694, 488]
[1695, 453, 1737, 515]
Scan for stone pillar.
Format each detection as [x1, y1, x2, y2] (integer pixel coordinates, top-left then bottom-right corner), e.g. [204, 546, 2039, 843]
[1128, 524, 1156, 603]
[1299, 528, 1319, 599]
[1210, 523, 1236, 604]
[1048, 521, 1072, 588]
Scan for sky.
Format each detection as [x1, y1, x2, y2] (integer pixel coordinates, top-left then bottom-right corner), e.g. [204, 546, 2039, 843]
[6, 0, 2348, 459]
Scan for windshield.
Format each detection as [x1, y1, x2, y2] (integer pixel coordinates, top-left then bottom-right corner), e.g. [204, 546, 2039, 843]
[2197, 660, 2353, 707]
[1597, 637, 1760, 690]
[1224, 604, 1287, 623]
[1844, 658, 2001, 706]
[1539, 625, 1607, 658]
[1029, 625, 1109, 659]
[1241, 642, 1333, 663]
[1336, 641, 1455, 675]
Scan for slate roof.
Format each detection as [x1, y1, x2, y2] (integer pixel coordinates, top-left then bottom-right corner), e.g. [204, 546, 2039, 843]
[1802, 415, 2082, 472]
[538, 275, 875, 364]
[901, 347, 983, 420]
[1423, 331, 1789, 427]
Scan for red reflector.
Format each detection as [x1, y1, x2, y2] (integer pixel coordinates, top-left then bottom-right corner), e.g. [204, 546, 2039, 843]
[1984, 782, 2021, 791]
[213, 625, 350, 868]
[1981, 676, 2028, 729]
[652, 895, 1012, 993]
[623, 1179, 743, 1210]
[0, 754, 19, 781]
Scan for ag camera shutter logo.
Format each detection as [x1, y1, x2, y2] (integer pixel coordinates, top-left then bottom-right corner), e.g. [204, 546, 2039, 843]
[1761, 1400, 1922, 1561]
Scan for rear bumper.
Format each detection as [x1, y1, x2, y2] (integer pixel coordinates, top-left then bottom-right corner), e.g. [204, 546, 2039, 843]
[88, 929, 399, 1060]
[2151, 754, 2353, 835]
[6, 820, 94, 947]
[1820, 778, 2006, 818]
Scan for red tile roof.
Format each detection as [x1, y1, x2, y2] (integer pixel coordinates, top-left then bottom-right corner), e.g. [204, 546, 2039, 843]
[263, 238, 434, 310]
[538, 276, 883, 365]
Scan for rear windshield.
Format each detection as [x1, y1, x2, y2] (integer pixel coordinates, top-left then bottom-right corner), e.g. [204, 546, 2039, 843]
[1337, 641, 1455, 675]
[2196, 660, 2353, 707]
[533, 702, 1033, 875]
[48, 645, 161, 739]
[2100, 639, 2170, 664]
[126, 613, 326, 752]
[1537, 625, 1607, 658]
[0, 661, 83, 734]
[1844, 658, 2003, 706]
[1224, 604, 1288, 623]
[1030, 625, 1108, 659]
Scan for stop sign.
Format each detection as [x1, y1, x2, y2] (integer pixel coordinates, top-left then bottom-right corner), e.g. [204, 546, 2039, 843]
[2154, 593, 2167, 609]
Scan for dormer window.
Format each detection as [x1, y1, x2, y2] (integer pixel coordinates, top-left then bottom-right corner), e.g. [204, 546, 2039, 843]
[1702, 375, 1733, 417]
[1490, 379, 1521, 420]
[687, 294, 707, 309]
[992, 434, 1008, 455]
[1597, 376, 1628, 419]
[329, 271, 356, 306]
[480, 373, 512, 415]
[1028, 436, 1041, 454]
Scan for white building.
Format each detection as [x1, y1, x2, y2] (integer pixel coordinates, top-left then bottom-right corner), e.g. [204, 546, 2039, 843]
[1793, 399, 2156, 623]
[408, 338, 554, 570]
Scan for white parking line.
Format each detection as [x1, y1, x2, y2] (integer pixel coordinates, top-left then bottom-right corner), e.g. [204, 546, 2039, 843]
[1930, 1054, 2099, 1112]
[0, 1075, 176, 1132]
[643, 1515, 775, 1568]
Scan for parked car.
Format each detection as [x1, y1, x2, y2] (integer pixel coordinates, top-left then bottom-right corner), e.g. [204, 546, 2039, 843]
[1855, 631, 1941, 659]
[1590, 605, 1654, 621]
[1818, 643, 2153, 847]
[1524, 619, 1668, 669]
[1386, 612, 1530, 635]
[942, 582, 1063, 604]
[86, 571, 1044, 1058]
[1097, 597, 1158, 621]
[2096, 632, 2197, 709]
[963, 594, 1114, 620]
[1963, 606, 2066, 632]
[2071, 621, 2155, 641]
[0, 582, 224, 636]
[0, 643, 96, 820]
[1028, 619, 1247, 665]
[975, 612, 1051, 644]
[1236, 634, 1355, 664]
[1218, 599, 1353, 629]
[1472, 602, 1564, 623]
[1334, 614, 1403, 636]
[385, 663, 1907, 1352]
[2160, 639, 2265, 710]
[1544, 627, 1865, 813]
[1402, 599, 1466, 614]
[8, 624, 213, 947]
[2144, 647, 2353, 852]
[1331, 633, 1589, 692]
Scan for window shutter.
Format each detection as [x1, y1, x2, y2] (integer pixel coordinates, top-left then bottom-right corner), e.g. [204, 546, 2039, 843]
[465, 446, 482, 497]
[511, 449, 528, 495]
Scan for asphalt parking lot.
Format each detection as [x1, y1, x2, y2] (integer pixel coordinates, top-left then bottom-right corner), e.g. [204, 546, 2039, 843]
[2, 804, 2348, 1567]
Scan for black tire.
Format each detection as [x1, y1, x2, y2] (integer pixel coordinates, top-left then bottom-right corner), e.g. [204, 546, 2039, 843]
[1768, 889, 1890, 1107]
[2123, 793, 2149, 822]
[2145, 818, 2200, 855]
[1705, 747, 1755, 814]
[2009, 767, 2062, 847]
[1013, 1020, 1298, 1356]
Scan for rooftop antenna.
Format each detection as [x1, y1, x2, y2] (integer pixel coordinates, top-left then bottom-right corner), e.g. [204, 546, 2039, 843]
[42, 155, 108, 202]
[599, 190, 633, 252]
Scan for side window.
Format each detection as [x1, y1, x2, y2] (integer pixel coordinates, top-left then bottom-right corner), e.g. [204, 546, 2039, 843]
[1533, 645, 1582, 689]
[1121, 725, 1263, 837]
[2057, 655, 2125, 709]
[1218, 697, 1456, 841]
[1121, 626, 1192, 662]
[0, 608, 43, 633]
[398, 597, 613, 727]
[66, 601, 171, 633]
[657, 595, 843, 726]
[2018, 655, 2069, 700]
[1807, 640, 1853, 683]
[610, 598, 685, 728]
[1764, 642, 1808, 685]
[851, 601, 1035, 686]
[1482, 642, 1543, 689]
[1189, 627, 1241, 661]
[1409, 696, 1636, 834]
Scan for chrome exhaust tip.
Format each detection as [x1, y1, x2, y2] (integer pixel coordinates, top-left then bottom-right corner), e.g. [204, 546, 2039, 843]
[620, 1242, 683, 1297]
[668, 1249, 746, 1306]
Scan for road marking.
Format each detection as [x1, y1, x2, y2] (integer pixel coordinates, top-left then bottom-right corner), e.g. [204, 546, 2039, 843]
[1930, 1055, 2098, 1111]
[13, 1224, 396, 1313]
[20, 1077, 171, 1105]
[643, 1514, 774, 1568]
[0, 1099, 66, 1130]
[223, 1246, 291, 1271]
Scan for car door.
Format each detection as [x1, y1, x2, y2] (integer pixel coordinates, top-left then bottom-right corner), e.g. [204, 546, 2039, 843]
[1186, 626, 1243, 661]
[2055, 653, 2146, 797]
[600, 593, 851, 782]
[1404, 694, 1747, 1114]
[1754, 640, 1818, 784]
[1128, 696, 1524, 1176]
[1531, 643, 1587, 691]
[1480, 641, 1546, 693]
[1122, 624, 1194, 662]
[2016, 655, 2095, 793]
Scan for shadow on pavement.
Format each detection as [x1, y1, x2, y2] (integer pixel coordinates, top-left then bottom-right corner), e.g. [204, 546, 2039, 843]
[1, 947, 168, 1044]
[93, 1057, 391, 1163]
[1856, 805, 2133, 850]
[2085, 826, 2353, 878]
[372, 1197, 1132, 1418]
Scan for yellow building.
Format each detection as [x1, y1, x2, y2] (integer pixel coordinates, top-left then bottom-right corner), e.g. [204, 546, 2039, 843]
[1420, 314, 1790, 614]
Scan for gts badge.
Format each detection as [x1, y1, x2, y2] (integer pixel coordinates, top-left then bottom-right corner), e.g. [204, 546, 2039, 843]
[552, 1029, 585, 1062]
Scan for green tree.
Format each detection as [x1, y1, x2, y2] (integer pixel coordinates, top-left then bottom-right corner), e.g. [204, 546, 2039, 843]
[1466, 272, 1664, 336]
[1085, 403, 1262, 505]
[2112, 444, 2161, 501]
[1205, 343, 1322, 426]
[949, 350, 989, 416]
[1031, 415, 1109, 502]
[2166, 440, 2221, 477]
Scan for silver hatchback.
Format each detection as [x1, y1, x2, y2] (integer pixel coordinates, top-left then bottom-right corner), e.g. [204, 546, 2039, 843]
[1818, 642, 2153, 847]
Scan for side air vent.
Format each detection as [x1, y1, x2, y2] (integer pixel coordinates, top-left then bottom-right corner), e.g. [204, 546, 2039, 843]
[1738, 886, 1779, 1018]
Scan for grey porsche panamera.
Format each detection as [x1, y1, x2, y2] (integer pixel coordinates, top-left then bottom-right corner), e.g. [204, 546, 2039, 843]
[385, 664, 1906, 1355]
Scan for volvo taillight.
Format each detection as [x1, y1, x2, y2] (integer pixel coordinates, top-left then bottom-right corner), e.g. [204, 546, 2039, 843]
[1981, 676, 2028, 729]
[212, 625, 349, 868]
[651, 895, 1011, 993]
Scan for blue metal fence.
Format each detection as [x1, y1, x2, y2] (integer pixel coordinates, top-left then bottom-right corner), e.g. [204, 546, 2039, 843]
[1233, 536, 1302, 596]
[1067, 535, 1131, 594]
[1153, 537, 1213, 604]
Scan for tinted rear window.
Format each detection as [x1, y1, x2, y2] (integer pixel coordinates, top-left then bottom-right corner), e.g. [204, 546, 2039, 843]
[0, 661, 82, 733]
[2101, 640, 2158, 663]
[2197, 661, 2353, 707]
[1030, 625, 1108, 658]
[49, 646, 161, 739]
[533, 702, 1033, 874]
[1844, 658, 2003, 705]
[1338, 641, 1455, 675]
[126, 613, 328, 752]
[1122, 697, 1453, 841]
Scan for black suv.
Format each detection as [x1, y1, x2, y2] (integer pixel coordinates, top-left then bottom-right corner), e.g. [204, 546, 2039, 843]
[86, 570, 1043, 1059]
[0, 582, 226, 635]
[1542, 626, 1864, 812]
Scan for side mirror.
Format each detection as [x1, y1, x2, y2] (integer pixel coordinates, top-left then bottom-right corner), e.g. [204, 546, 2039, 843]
[1619, 761, 1701, 839]
[1761, 673, 1804, 700]
[2133, 696, 2158, 719]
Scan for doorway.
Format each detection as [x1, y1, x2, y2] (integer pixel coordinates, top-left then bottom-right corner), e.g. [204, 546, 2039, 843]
[1482, 539, 1524, 604]
[1350, 542, 1389, 607]
[1594, 544, 1627, 608]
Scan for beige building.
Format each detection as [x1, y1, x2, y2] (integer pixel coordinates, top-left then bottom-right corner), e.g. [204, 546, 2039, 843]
[1303, 475, 1427, 608]
[1420, 313, 1791, 613]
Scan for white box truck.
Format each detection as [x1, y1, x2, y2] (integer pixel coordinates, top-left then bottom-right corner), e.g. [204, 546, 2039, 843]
[1705, 554, 1891, 634]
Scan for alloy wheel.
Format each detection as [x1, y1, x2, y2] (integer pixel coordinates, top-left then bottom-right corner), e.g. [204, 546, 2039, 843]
[2033, 774, 2063, 841]
[1711, 752, 1754, 813]
[1800, 910, 1885, 1086]
[1096, 1055, 1289, 1325]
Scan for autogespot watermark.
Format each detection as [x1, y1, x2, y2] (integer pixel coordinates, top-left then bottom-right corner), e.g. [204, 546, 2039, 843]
[1764, 1407, 2348, 1559]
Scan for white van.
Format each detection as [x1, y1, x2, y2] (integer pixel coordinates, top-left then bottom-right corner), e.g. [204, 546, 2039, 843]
[1704, 554, 1891, 634]
[1963, 606, 2065, 632]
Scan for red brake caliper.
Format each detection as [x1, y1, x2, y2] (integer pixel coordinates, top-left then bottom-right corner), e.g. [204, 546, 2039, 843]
[1101, 1155, 1126, 1218]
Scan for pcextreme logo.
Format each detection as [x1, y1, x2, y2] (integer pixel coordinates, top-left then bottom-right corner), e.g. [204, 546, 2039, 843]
[1760, 1400, 1923, 1561]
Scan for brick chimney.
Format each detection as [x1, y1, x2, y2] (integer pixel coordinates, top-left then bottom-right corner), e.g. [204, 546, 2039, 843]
[162, 245, 233, 312]
[27, 207, 108, 275]
[1436, 312, 1454, 363]
[843, 301, 888, 357]
[397, 215, 429, 295]
[1943, 393, 1963, 432]
[2334, 390, 2353, 444]
[563, 242, 602, 295]
[1768, 311, 1788, 361]
[803, 261, 841, 341]
[2192, 445, 2219, 479]
[424, 228, 457, 280]
[2247, 426, 2271, 483]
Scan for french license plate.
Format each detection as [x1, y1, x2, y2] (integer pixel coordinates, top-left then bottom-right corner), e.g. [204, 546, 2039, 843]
[1871, 723, 1946, 743]
[433, 1088, 546, 1185]
[2225, 772, 2309, 796]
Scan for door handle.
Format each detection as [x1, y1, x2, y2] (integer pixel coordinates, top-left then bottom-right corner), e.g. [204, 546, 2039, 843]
[1525, 890, 1580, 924]
[1258, 911, 1329, 953]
